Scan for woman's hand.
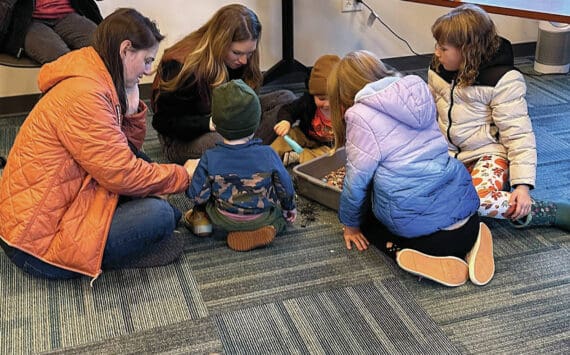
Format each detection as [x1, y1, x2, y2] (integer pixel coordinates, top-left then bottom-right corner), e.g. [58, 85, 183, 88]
[506, 185, 532, 220]
[273, 120, 291, 137]
[125, 84, 140, 116]
[343, 225, 370, 251]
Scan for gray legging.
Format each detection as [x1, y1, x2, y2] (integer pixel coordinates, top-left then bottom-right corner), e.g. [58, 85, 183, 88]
[159, 89, 298, 164]
[24, 12, 97, 64]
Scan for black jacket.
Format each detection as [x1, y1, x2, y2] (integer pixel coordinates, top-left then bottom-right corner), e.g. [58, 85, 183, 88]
[0, 0, 102, 57]
[277, 92, 322, 141]
[151, 59, 246, 141]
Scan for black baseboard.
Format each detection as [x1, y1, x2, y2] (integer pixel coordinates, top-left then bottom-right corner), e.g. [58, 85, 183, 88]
[0, 42, 537, 116]
[383, 41, 536, 72]
[0, 93, 42, 116]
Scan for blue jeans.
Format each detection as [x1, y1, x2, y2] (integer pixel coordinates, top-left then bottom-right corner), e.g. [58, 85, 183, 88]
[0, 197, 181, 279]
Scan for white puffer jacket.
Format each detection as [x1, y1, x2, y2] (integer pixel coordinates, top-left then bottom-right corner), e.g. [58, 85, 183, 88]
[428, 38, 537, 188]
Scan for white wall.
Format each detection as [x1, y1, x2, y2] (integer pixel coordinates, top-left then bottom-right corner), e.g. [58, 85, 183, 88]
[0, 0, 538, 98]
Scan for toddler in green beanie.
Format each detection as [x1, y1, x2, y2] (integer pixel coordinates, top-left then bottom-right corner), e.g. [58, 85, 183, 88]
[185, 80, 297, 251]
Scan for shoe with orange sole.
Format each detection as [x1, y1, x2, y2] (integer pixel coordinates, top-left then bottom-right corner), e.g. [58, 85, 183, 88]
[227, 225, 276, 252]
[466, 222, 495, 286]
[396, 249, 469, 287]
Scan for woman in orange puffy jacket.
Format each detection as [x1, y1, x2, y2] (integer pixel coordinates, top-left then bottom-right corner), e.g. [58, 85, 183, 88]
[0, 8, 194, 280]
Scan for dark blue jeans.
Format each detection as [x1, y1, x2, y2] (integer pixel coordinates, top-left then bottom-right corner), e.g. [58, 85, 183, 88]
[0, 197, 181, 279]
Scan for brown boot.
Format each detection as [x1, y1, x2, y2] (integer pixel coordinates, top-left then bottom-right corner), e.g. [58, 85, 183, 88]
[466, 223, 495, 286]
[182, 209, 213, 237]
[227, 226, 276, 252]
[396, 249, 469, 287]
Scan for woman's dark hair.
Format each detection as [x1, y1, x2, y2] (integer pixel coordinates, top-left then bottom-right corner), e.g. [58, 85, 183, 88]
[93, 8, 165, 114]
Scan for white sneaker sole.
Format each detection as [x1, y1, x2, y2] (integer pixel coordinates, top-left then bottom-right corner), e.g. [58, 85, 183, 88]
[467, 223, 495, 286]
[397, 249, 469, 287]
[193, 224, 212, 237]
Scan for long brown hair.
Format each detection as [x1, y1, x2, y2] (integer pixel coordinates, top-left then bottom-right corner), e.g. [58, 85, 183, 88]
[431, 4, 500, 87]
[328, 50, 398, 150]
[156, 4, 262, 97]
[93, 8, 164, 115]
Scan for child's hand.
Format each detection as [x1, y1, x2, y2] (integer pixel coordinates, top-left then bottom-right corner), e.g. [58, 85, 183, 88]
[506, 185, 532, 220]
[283, 208, 297, 223]
[343, 225, 369, 251]
[274, 120, 291, 136]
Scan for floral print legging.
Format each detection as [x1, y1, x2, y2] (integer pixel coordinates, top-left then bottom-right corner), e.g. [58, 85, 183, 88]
[465, 154, 511, 219]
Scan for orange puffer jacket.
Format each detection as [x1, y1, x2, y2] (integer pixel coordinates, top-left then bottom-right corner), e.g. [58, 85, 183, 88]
[0, 47, 189, 278]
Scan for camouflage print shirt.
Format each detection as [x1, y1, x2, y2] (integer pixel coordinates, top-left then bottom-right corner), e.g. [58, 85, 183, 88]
[187, 139, 296, 214]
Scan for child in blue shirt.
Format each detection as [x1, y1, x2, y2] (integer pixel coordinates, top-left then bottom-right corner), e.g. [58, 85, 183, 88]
[186, 80, 297, 251]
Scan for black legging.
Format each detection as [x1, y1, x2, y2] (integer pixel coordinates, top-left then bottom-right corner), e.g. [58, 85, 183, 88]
[361, 212, 480, 259]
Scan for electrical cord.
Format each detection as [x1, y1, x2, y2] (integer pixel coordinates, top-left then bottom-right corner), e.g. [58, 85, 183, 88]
[356, 0, 422, 56]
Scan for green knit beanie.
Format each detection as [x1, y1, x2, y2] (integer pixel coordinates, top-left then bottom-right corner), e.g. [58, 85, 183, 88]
[212, 79, 261, 140]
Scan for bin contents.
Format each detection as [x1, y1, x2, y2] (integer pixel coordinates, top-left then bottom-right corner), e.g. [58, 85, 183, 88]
[292, 147, 346, 210]
[322, 166, 346, 189]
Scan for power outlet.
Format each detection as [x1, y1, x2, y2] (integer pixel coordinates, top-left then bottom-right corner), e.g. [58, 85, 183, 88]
[342, 0, 362, 13]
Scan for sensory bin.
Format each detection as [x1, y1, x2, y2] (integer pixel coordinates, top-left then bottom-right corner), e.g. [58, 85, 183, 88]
[292, 147, 346, 211]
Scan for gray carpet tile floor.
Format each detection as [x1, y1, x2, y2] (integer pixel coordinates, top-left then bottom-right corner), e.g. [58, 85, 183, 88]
[1, 59, 569, 354]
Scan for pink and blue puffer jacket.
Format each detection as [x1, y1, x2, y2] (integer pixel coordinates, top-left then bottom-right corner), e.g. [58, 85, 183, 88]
[339, 75, 479, 238]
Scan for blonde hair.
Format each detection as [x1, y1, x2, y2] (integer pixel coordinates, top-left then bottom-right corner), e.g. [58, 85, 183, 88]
[431, 4, 500, 87]
[157, 4, 262, 96]
[327, 50, 398, 150]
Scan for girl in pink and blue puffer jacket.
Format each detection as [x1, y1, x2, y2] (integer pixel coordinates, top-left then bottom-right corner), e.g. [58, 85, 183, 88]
[327, 50, 494, 287]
